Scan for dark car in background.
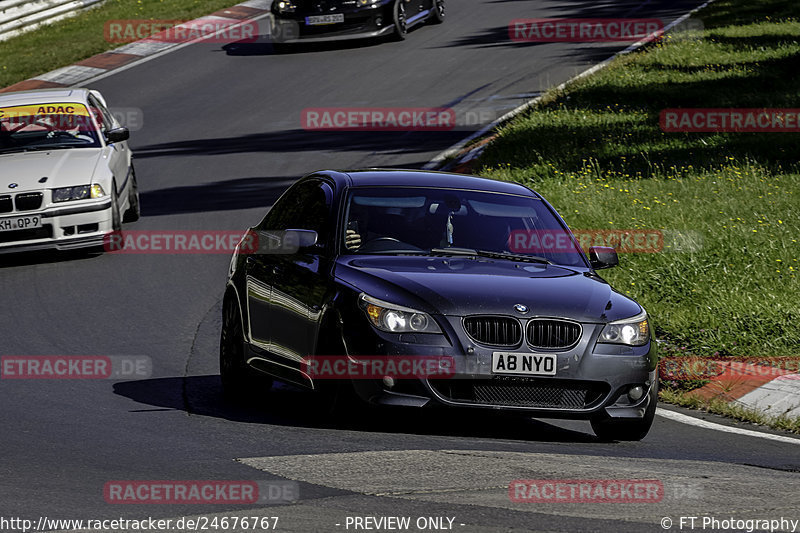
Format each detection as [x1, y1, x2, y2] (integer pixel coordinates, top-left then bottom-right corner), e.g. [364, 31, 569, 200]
[220, 169, 658, 441]
[270, 0, 445, 42]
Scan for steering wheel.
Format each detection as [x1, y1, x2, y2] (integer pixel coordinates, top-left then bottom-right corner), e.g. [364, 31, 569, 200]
[365, 237, 401, 245]
[46, 131, 77, 140]
[358, 236, 422, 253]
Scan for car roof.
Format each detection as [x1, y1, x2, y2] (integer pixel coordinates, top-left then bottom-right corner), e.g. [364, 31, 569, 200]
[320, 169, 539, 197]
[0, 88, 92, 107]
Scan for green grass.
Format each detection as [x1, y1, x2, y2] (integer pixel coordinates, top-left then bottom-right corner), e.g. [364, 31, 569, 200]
[478, 0, 800, 360]
[0, 0, 244, 89]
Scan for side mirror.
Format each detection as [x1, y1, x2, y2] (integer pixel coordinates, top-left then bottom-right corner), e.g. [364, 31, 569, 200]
[105, 127, 130, 144]
[282, 229, 318, 253]
[589, 246, 618, 269]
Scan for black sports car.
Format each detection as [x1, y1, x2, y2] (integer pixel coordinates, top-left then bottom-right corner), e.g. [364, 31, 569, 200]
[270, 0, 446, 42]
[221, 169, 658, 441]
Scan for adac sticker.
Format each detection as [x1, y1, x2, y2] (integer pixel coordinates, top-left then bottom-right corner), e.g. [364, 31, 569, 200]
[0, 103, 91, 119]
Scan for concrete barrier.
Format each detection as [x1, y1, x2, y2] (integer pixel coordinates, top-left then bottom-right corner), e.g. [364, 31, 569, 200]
[0, 0, 105, 42]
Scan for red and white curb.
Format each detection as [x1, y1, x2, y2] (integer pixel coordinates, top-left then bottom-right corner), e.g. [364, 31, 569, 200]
[737, 375, 800, 418]
[0, 0, 271, 93]
[686, 361, 800, 419]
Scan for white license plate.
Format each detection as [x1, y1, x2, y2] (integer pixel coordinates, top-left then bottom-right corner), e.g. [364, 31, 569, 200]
[0, 214, 42, 232]
[492, 352, 557, 376]
[306, 14, 344, 25]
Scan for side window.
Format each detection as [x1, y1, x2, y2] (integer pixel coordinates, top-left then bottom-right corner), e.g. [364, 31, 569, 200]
[261, 179, 333, 244]
[87, 95, 115, 134]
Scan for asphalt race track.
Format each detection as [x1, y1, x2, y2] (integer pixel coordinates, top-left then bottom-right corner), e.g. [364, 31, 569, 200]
[2, 0, 799, 531]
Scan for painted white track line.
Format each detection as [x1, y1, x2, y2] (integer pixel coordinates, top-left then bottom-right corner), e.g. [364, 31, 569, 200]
[657, 408, 800, 445]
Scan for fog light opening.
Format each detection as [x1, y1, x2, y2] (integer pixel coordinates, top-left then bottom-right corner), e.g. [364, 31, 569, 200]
[382, 376, 395, 389]
[627, 385, 645, 402]
[375, 16, 383, 27]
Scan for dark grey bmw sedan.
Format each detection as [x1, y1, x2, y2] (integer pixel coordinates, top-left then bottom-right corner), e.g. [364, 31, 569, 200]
[221, 169, 657, 441]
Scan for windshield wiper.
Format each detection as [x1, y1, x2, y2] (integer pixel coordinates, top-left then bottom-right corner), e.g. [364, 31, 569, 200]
[474, 249, 552, 265]
[430, 247, 482, 256]
[430, 247, 552, 264]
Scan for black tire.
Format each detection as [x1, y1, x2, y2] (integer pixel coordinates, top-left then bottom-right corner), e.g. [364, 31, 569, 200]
[591, 381, 658, 442]
[431, 0, 445, 23]
[392, 0, 407, 40]
[122, 166, 140, 223]
[110, 181, 122, 232]
[220, 295, 272, 401]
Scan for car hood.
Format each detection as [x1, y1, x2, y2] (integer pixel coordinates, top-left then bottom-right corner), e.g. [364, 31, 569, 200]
[336, 255, 642, 323]
[0, 149, 104, 192]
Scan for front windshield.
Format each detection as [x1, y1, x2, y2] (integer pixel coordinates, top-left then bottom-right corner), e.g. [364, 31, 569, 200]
[0, 102, 102, 153]
[343, 186, 587, 267]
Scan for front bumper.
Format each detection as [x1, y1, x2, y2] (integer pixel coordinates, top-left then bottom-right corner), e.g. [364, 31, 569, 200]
[270, 2, 395, 42]
[0, 199, 113, 254]
[347, 318, 657, 420]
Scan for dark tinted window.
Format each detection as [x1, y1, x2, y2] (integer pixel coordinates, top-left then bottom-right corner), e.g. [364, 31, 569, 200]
[343, 187, 585, 267]
[261, 179, 333, 243]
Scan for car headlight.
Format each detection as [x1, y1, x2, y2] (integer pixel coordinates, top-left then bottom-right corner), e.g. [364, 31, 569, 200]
[359, 294, 442, 334]
[276, 1, 295, 12]
[52, 185, 92, 203]
[598, 310, 650, 346]
[90, 184, 106, 198]
[357, 0, 379, 5]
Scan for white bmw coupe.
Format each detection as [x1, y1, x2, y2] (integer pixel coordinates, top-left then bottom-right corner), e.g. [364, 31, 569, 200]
[0, 88, 139, 253]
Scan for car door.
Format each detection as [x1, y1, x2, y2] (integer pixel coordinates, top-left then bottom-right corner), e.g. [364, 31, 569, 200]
[269, 179, 335, 366]
[87, 94, 129, 198]
[245, 185, 302, 351]
[246, 178, 335, 368]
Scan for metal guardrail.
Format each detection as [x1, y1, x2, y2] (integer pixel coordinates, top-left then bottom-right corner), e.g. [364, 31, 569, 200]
[0, 0, 105, 42]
